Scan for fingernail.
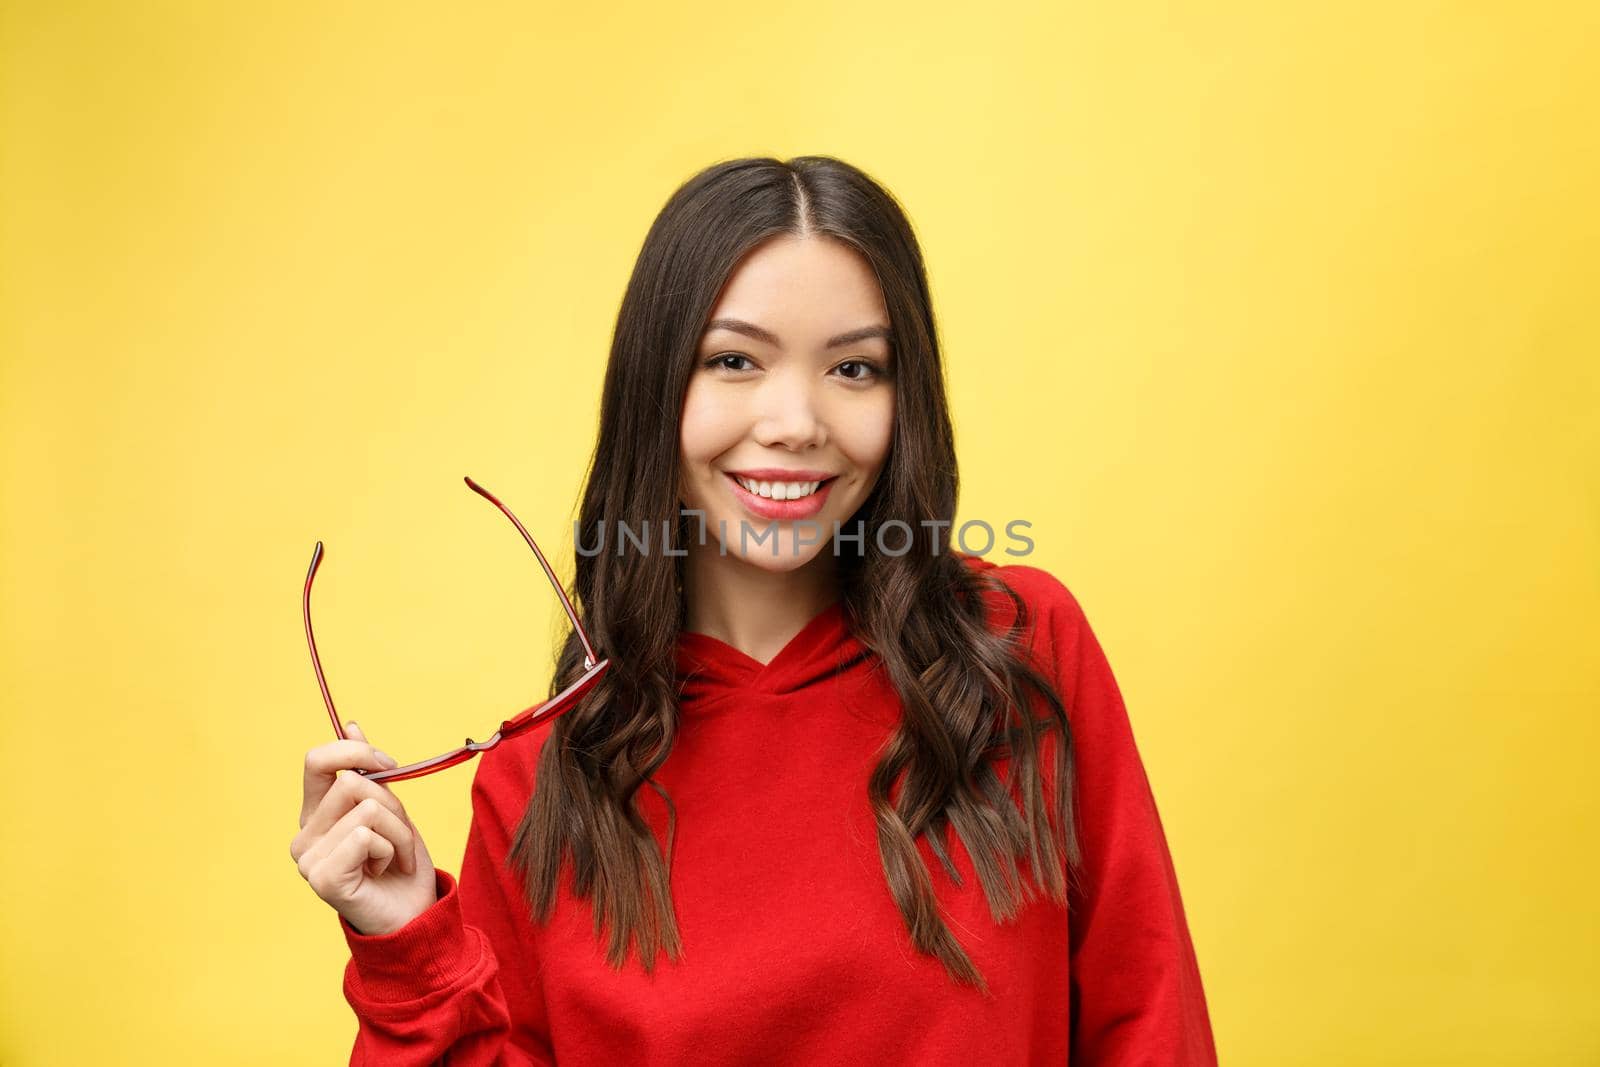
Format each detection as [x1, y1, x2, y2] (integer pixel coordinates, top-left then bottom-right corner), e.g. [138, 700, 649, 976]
[375, 750, 398, 769]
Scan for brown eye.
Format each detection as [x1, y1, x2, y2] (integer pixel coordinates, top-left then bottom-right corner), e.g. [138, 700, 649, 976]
[705, 353, 754, 372]
[834, 359, 884, 382]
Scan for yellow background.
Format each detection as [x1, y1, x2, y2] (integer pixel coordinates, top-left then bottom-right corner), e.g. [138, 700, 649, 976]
[2, 3, 1596, 1064]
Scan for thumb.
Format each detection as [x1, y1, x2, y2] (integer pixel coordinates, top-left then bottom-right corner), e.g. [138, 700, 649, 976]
[343, 720, 397, 770]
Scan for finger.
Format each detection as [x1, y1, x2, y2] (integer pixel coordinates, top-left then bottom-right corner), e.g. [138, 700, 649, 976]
[297, 795, 414, 882]
[341, 824, 396, 882]
[337, 796, 416, 877]
[298, 741, 392, 828]
[300, 723, 398, 825]
[341, 723, 401, 776]
[338, 723, 404, 787]
[366, 827, 394, 880]
[310, 825, 396, 901]
[294, 771, 411, 859]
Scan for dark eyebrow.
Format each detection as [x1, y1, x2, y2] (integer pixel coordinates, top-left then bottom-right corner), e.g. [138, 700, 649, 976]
[703, 317, 892, 351]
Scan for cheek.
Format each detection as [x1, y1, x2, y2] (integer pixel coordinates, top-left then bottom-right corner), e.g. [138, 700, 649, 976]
[677, 381, 713, 465]
[844, 392, 895, 470]
[677, 381, 738, 479]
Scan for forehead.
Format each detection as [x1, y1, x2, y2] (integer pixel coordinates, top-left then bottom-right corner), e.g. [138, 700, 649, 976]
[704, 235, 888, 340]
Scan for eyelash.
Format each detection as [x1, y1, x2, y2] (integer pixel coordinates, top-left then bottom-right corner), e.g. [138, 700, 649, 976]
[703, 353, 888, 382]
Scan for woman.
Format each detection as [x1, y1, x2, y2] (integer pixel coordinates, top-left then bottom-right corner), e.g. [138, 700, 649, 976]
[291, 155, 1218, 1065]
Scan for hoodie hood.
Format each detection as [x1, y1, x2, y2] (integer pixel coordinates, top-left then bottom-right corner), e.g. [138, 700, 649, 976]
[672, 554, 1001, 709]
[674, 598, 873, 704]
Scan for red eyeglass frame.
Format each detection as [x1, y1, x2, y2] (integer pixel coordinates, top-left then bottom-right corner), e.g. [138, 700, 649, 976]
[303, 475, 609, 784]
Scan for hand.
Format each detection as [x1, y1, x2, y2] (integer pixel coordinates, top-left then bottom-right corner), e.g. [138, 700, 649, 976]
[290, 722, 438, 936]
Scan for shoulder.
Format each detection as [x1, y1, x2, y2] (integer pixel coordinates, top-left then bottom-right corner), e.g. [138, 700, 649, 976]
[469, 715, 559, 819]
[955, 551, 1087, 641]
[953, 551, 1098, 706]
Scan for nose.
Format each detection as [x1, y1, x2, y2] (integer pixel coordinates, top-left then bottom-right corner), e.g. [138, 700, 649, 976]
[752, 373, 828, 451]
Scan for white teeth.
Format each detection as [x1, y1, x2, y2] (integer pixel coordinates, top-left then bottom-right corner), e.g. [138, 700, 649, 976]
[734, 476, 821, 500]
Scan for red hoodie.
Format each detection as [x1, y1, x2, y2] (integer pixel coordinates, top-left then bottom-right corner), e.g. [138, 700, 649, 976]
[337, 553, 1217, 1064]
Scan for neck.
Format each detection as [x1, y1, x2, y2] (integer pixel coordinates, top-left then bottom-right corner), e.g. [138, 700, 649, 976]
[680, 539, 841, 664]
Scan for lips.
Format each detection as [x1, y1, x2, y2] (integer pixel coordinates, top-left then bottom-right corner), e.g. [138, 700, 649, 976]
[726, 469, 836, 482]
[723, 472, 836, 521]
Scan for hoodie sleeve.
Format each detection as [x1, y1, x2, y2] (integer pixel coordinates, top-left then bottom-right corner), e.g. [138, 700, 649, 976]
[1016, 567, 1219, 1065]
[338, 751, 557, 1066]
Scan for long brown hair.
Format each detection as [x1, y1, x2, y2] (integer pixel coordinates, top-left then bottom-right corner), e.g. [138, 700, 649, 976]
[510, 155, 1083, 994]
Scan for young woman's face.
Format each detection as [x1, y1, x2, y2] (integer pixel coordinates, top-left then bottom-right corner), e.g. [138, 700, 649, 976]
[678, 234, 896, 570]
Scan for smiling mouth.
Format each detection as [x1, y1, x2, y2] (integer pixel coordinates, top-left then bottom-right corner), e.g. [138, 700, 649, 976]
[725, 473, 838, 500]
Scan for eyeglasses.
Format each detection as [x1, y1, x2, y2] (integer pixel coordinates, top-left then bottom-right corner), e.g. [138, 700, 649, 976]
[303, 475, 609, 784]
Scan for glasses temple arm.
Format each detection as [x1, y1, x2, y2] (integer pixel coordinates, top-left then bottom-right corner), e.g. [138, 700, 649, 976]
[463, 476, 601, 669]
[303, 541, 348, 741]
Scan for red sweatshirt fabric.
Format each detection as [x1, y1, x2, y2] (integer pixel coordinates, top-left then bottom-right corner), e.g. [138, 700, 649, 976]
[337, 553, 1217, 1064]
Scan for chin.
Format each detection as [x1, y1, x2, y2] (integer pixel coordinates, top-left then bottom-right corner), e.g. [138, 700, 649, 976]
[736, 546, 825, 572]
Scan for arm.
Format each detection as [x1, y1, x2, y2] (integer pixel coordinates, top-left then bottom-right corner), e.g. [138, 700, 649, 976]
[339, 751, 557, 1066]
[1027, 570, 1219, 1064]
